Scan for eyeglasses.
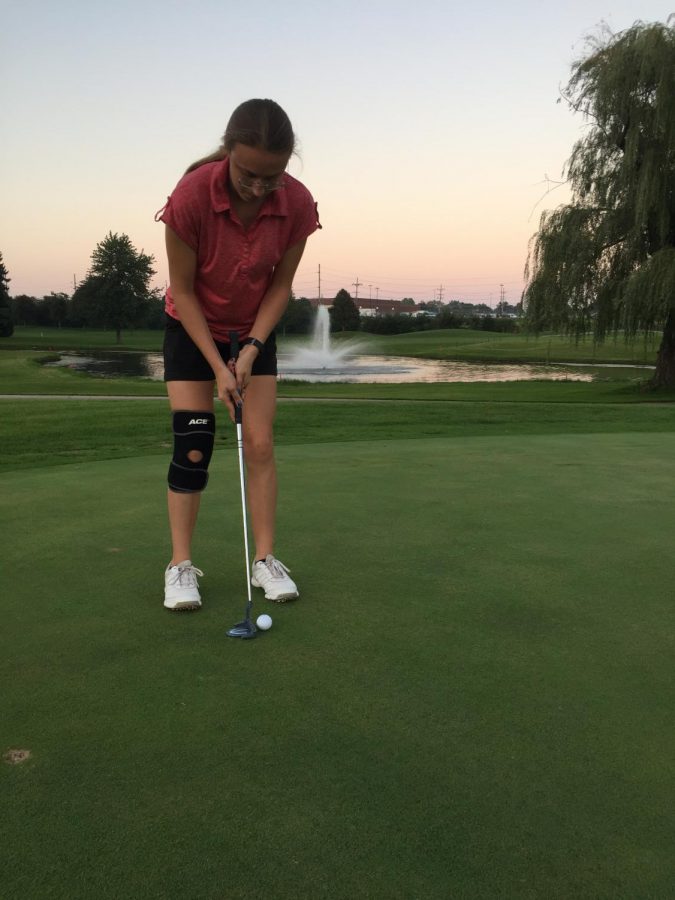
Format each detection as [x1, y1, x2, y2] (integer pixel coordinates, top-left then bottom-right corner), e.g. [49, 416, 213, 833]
[236, 172, 286, 193]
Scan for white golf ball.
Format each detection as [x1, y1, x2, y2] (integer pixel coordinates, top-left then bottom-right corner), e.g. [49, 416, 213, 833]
[256, 614, 273, 631]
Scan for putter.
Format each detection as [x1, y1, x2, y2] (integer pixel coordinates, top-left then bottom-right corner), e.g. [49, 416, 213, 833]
[227, 332, 257, 640]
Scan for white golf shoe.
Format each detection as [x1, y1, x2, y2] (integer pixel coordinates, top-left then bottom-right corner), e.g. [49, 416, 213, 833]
[164, 560, 203, 611]
[251, 555, 299, 602]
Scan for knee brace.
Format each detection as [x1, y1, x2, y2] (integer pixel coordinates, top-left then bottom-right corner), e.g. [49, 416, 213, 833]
[168, 411, 216, 493]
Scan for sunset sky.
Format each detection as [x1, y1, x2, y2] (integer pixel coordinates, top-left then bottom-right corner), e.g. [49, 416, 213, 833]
[2, 0, 672, 306]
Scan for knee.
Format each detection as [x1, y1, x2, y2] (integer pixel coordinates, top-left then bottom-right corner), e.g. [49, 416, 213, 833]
[168, 411, 216, 492]
[244, 433, 274, 467]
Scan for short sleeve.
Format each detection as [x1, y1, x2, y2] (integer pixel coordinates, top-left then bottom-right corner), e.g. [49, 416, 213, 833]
[158, 177, 201, 251]
[287, 187, 322, 249]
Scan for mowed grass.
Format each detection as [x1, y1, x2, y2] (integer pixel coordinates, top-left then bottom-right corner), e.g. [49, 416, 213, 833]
[2, 397, 675, 474]
[2, 331, 674, 896]
[2, 429, 675, 898]
[2, 326, 166, 352]
[355, 328, 661, 364]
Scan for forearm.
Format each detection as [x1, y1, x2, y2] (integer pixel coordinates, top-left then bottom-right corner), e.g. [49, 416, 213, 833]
[172, 291, 229, 376]
[247, 239, 307, 344]
[231, 285, 291, 391]
[248, 284, 293, 343]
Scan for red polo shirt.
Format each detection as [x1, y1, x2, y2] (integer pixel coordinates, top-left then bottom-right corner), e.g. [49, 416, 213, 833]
[158, 157, 320, 342]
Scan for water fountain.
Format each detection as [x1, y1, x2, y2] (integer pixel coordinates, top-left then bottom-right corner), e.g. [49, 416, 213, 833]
[283, 305, 362, 374]
[276, 306, 599, 383]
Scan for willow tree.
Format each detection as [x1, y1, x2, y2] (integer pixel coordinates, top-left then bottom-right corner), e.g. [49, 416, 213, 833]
[523, 19, 675, 388]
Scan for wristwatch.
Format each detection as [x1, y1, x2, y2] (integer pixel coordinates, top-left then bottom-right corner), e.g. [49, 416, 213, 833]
[244, 337, 265, 353]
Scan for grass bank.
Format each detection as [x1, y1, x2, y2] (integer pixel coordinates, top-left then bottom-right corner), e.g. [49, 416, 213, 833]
[356, 328, 660, 364]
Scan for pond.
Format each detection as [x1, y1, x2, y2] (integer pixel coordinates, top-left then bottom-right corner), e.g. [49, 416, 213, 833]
[41, 350, 654, 384]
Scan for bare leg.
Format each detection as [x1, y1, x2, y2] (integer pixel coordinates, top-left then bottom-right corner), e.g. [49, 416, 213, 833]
[240, 376, 278, 560]
[166, 381, 215, 564]
[167, 491, 202, 564]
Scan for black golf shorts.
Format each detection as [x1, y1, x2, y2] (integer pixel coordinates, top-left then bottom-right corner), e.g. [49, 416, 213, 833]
[163, 314, 277, 381]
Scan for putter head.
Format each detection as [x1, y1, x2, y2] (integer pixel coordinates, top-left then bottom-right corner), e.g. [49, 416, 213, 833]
[227, 619, 257, 640]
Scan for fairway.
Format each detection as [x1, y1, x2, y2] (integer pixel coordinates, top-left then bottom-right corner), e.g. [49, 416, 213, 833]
[3, 429, 675, 898]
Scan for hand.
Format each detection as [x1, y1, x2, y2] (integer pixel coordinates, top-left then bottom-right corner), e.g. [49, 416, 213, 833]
[215, 365, 242, 422]
[235, 344, 259, 396]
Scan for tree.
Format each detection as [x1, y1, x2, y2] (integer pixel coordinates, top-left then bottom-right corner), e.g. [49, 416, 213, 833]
[143, 289, 168, 329]
[278, 294, 314, 334]
[10, 295, 40, 326]
[73, 232, 156, 342]
[418, 300, 442, 312]
[523, 19, 675, 388]
[0, 252, 14, 337]
[330, 289, 360, 332]
[42, 292, 69, 328]
[436, 306, 463, 329]
[360, 313, 415, 335]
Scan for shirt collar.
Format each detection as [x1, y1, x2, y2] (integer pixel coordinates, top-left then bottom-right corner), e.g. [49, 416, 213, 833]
[210, 156, 289, 217]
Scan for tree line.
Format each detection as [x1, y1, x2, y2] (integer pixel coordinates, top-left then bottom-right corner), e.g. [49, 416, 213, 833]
[1, 234, 162, 342]
[278, 290, 520, 336]
[2, 242, 519, 341]
[9, 289, 166, 332]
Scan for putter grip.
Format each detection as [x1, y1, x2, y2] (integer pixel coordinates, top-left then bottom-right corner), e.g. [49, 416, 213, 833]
[229, 332, 242, 422]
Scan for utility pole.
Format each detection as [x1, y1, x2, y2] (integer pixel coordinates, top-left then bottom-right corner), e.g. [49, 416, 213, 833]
[318, 264, 322, 300]
[352, 276, 362, 299]
[437, 284, 444, 303]
[376, 287, 379, 300]
[369, 284, 372, 299]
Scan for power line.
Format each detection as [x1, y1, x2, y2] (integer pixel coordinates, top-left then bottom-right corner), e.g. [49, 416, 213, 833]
[296, 275, 523, 298]
[306, 266, 524, 286]
[292, 264, 525, 305]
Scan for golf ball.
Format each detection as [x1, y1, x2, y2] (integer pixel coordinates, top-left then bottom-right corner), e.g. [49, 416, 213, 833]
[256, 614, 273, 631]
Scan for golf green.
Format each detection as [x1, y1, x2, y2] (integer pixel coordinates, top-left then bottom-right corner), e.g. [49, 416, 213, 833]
[2, 432, 674, 898]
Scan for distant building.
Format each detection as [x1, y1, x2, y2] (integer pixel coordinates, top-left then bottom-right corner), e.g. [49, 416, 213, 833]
[307, 297, 423, 317]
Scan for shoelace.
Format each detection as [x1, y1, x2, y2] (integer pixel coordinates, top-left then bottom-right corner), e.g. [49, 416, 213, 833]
[262, 557, 291, 579]
[168, 564, 204, 588]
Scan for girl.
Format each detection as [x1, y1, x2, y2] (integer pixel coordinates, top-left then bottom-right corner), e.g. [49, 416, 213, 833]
[157, 99, 320, 611]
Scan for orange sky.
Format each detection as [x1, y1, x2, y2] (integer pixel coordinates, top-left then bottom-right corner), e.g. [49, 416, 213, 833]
[2, 1, 669, 305]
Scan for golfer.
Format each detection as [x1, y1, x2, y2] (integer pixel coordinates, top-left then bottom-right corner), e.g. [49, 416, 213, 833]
[156, 98, 321, 611]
